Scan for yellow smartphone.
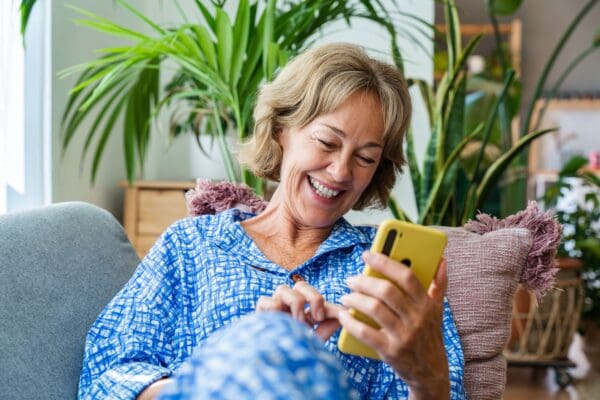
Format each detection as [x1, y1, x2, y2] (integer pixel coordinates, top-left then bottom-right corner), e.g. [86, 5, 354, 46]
[337, 220, 448, 359]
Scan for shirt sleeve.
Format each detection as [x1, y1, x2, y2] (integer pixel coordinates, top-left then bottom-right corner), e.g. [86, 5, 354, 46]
[78, 227, 183, 400]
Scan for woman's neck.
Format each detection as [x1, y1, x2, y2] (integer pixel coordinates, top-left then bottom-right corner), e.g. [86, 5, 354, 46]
[240, 189, 334, 269]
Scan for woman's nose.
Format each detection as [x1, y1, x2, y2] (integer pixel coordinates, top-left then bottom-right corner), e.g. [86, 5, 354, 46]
[327, 155, 352, 182]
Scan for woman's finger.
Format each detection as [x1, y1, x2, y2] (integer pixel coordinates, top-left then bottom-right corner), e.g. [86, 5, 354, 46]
[292, 281, 326, 322]
[346, 274, 410, 314]
[314, 319, 341, 341]
[256, 296, 284, 312]
[362, 251, 427, 302]
[307, 302, 343, 341]
[338, 308, 387, 352]
[340, 291, 402, 331]
[428, 258, 448, 304]
[274, 285, 308, 324]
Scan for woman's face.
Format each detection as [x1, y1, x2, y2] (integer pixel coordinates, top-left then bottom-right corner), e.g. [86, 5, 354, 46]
[277, 91, 385, 228]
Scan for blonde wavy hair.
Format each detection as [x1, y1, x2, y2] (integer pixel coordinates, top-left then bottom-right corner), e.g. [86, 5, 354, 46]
[238, 43, 411, 210]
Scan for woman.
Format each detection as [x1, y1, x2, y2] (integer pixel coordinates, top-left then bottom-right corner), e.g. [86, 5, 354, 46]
[79, 43, 465, 399]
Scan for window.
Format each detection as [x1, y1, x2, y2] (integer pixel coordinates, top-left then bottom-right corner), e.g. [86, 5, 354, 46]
[1, 0, 51, 214]
[0, 1, 25, 213]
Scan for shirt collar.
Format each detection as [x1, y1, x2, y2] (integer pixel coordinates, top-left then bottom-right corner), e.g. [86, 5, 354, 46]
[214, 208, 371, 267]
[313, 217, 372, 258]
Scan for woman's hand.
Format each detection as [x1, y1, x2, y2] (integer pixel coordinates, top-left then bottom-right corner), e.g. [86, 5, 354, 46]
[256, 281, 342, 341]
[137, 378, 173, 400]
[338, 251, 450, 400]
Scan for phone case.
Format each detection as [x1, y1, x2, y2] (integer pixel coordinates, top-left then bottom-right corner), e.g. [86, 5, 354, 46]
[337, 220, 448, 359]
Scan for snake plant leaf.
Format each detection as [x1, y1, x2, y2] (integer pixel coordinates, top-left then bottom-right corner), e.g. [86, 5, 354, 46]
[405, 128, 421, 210]
[411, 79, 434, 128]
[470, 69, 515, 185]
[418, 124, 484, 224]
[434, 33, 482, 120]
[216, 8, 233, 81]
[440, 34, 483, 116]
[230, 0, 250, 89]
[434, 76, 467, 222]
[522, 0, 599, 136]
[486, 0, 523, 16]
[534, 43, 600, 131]
[594, 26, 600, 46]
[443, 0, 461, 75]
[388, 195, 412, 222]
[420, 116, 441, 212]
[475, 127, 556, 210]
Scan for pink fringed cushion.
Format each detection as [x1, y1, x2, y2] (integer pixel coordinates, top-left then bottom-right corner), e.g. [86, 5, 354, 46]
[438, 202, 561, 400]
[185, 179, 267, 216]
[186, 181, 561, 400]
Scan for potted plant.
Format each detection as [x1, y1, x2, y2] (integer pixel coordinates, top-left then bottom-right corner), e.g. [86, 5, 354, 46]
[543, 155, 600, 367]
[388, 0, 558, 225]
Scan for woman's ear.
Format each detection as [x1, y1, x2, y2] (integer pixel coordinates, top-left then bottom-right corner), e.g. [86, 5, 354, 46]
[275, 127, 288, 146]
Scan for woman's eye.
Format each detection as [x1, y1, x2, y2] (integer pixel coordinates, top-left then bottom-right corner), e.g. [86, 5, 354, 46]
[318, 139, 335, 149]
[357, 155, 376, 165]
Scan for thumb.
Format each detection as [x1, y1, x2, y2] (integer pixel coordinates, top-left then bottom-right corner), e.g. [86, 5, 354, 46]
[428, 257, 448, 303]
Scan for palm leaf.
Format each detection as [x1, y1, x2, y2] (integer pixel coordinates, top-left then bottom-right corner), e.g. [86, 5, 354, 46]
[215, 8, 234, 80]
[230, 0, 250, 88]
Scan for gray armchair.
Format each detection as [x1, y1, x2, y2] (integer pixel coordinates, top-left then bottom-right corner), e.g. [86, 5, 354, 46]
[0, 202, 140, 400]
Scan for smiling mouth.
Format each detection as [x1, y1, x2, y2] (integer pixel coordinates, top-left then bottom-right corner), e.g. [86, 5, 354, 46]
[308, 176, 342, 199]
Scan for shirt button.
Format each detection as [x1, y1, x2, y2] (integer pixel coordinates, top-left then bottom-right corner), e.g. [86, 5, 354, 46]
[291, 274, 305, 283]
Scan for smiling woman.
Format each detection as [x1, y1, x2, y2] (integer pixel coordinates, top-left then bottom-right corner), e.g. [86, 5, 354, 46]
[239, 43, 411, 211]
[79, 43, 465, 400]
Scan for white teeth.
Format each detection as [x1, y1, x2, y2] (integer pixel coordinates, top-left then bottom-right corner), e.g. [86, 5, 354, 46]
[308, 177, 340, 199]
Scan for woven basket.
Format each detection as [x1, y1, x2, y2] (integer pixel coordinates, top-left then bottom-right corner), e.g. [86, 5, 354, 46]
[505, 259, 584, 362]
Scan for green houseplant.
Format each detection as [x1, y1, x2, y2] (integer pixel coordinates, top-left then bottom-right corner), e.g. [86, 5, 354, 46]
[542, 155, 600, 368]
[543, 156, 600, 326]
[388, 0, 553, 225]
[59, 0, 402, 195]
[387, 0, 599, 225]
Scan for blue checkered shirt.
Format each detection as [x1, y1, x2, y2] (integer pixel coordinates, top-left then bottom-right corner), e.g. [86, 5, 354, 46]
[78, 208, 466, 399]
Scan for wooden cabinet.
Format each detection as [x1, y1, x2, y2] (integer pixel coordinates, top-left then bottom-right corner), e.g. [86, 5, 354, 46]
[120, 180, 196, 258]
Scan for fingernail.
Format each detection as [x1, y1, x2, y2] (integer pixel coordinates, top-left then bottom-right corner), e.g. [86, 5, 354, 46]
[340, 295, 349, 305]
[362, 251, 375, 263]
[346, 276, 357, 286]
[317, 309, 324, 321]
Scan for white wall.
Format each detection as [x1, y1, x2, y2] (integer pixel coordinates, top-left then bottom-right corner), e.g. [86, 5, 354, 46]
[50, 1, 434, 222]
[52, 1, 150, 221]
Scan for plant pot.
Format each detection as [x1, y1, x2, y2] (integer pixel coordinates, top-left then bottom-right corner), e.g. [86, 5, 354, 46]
[581, 320, 600, 371]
